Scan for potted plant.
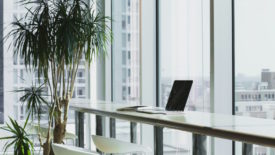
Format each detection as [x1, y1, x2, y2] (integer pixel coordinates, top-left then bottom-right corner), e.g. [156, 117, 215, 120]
[0, 115, 34, 155]
[5, 0, 112, 154]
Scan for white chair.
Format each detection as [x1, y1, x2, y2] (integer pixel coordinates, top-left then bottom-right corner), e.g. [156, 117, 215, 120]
[26, 124, 77, 141]
[92, 135, 152, 154]
[52, 143, 99, 155]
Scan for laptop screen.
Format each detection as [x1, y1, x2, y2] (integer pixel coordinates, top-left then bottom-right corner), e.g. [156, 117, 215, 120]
[165, 80, 193, 111]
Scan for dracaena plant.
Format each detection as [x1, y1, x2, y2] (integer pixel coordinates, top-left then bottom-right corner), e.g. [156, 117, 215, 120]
[6, 0, 112, 154]
[14, 83, 48, 122]
[0, 114, 34, 155]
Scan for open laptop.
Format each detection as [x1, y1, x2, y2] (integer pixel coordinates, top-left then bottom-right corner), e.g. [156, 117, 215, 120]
[117, 80, 193, 114]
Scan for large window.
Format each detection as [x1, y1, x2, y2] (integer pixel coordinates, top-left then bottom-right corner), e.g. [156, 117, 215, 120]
[112, 0, 141, 142]
[159, 0, 210, 154]
[234, 0, 275, 154]
[3, 0, 275, 154]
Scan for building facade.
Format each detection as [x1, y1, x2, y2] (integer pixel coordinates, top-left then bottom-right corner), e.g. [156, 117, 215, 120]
[112, 0, 140, 104]
[236, 69, 275, 154]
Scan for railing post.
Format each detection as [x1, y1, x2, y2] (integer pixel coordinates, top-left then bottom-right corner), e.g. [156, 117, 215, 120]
[192, 134, 207, 155]
[96, 115, 105, 136]
[242, 143, 253, 155]
[154, 126, 163, 155]
[110, 118, 116, 138]
[75, 111, 85, 148]
[130, 122, 137, 143]
[96, 115, 105, 153]
[131, 122, 138, 155]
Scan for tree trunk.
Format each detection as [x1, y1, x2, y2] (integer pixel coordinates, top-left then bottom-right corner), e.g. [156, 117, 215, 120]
[49, 98, 70, 155]
[53, 122, 66, 143]
[53, 99, 69, 144]
[43, 141, 51, 155]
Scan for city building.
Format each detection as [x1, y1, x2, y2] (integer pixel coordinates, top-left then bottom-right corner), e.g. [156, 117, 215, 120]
[112, 0, 140, 104]
[235, 69, 275, 154]
[236, 69, 275, 119]
[261, 69, 275, 89]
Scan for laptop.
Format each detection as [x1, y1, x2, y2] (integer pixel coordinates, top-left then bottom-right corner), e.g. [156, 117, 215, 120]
[117, 80, 193, 114]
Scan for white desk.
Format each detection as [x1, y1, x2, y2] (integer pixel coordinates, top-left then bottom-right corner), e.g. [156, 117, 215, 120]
[70, 103, 275, 154]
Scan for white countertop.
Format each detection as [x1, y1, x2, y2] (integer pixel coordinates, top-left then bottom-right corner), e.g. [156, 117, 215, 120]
[70, 102, 275, 148]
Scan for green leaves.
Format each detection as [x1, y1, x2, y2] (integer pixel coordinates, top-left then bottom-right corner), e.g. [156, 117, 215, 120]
[0, 115, 34, 155]
[14, 83, 48, 121]
[5, 1, 112, 150]
[7, 0, 112, 81]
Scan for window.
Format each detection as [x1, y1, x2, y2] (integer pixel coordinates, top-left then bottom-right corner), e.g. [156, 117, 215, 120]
[159, 0, 210, 153]
[234, 0, 275, 114]
[127, 0, 131, 7]
[128, 51, 131, 60]
[127, 15, 130, 25]
[72, 90, 76, 98]
[128, 33, 131, 42]
[122, 86, 127, 100]
[122, 51, 126, 65]
[13, 55, 17, 65]
[159, 0, 210, 111]
[122, 15, 126, 29]
[112, 0, 141, 143]
[234, 0, 275, 154]
[19, 56, 24, 65]
[128, 86, 131, 95]
[127, 68, 131, 78]
[77, 70, 84, 78]
[77, 87, 85, 96]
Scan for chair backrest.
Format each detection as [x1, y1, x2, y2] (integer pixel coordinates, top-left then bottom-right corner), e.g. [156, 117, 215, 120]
[52, 143, 98, 155]
[92, 135, 152, 154]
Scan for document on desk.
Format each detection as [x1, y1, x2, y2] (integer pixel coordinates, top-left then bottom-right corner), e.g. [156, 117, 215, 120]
[116, 105, 147, 111]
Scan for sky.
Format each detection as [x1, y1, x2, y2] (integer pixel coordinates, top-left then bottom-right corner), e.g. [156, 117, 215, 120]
[235, 0, 275, 77]
[160, 0, 275, 78]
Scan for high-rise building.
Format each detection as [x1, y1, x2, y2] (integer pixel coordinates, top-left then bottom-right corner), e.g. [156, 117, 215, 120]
[111, 0, 141, 144]
[235, 69, 275, 118]
[112, 0, 140, 104]
[261, 69, 275, 89]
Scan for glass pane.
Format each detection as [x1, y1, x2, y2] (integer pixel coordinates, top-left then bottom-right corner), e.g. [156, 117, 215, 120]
[235, 0, 275, 154]
[112, 0, 141, 143]
[113, 0, 140, 104]
[159, 0, 210, 154]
